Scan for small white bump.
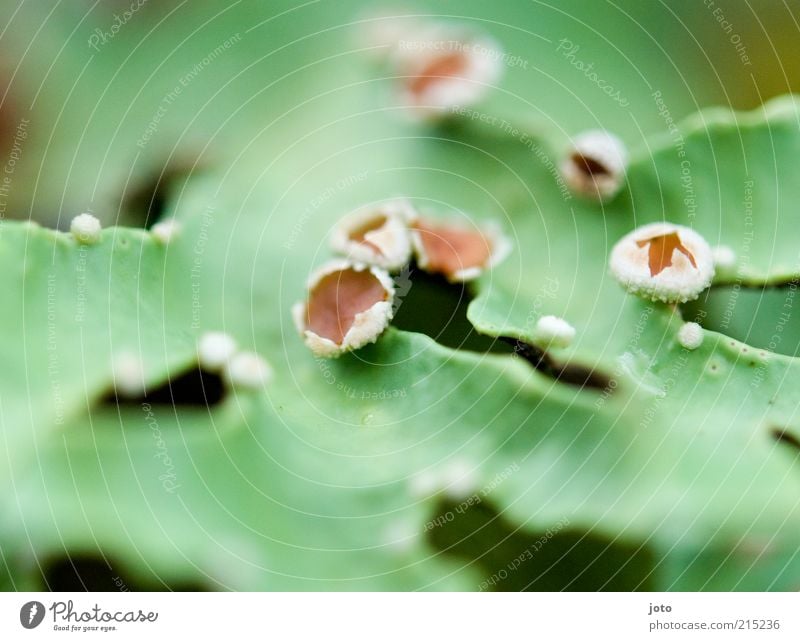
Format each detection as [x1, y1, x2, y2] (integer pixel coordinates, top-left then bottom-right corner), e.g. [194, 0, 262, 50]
[408, 470, 440, 499]
[382, 520, 418, 554]
[224, 351, 273, 389]
[678, 322, 704, 350]
[112, 352, 145, 397]
[440, 458, 478, 500]
[151, 219, 181, 244]
[533, 315, 575, 349]
[197, 331, 238, 371]
[70, 213, 102, 245]
[712, 244, 737, 274]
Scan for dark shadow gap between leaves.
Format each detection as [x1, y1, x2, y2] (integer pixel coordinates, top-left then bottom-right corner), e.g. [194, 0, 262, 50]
[102, 364, 225, 408]
[123, 159, 206, 229]
[500, 336, 611, 391]
[769, 426, 800, 453]
[427, 499, 656, 591]
[391, 264, 512, 354]
[40, 553, 205, 592]
[391, 264, 610, 390]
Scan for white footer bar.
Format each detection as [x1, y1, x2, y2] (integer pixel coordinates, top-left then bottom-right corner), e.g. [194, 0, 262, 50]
[0, 592, 796, 640]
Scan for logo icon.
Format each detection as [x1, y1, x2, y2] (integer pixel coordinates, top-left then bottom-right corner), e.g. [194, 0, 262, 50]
[20, 601, 45, 629]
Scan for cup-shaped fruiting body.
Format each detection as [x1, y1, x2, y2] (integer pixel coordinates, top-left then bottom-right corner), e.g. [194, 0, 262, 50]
[390, 23, 503, 114]
[70, 213, 102, 244]
[677, 321, 703, 350]
[409, 215, 510, 282]
[293, 259, 395, 358]
[561, 130, 627, 201]
[610, 222, 714, 303]
[533, 315, 575, 349]
[329, 200, 414, 271]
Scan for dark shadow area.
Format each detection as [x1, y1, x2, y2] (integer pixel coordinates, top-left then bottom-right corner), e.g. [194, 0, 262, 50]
[682, 284, 800, 357]
[392, 264, 513, 354]
[123, 161, 204, 229]
[427, 499, 656, 591]
[40, 554, 205, 592]
[102, 365, 225, 408]
[570, 152, 610, 178]
[391, 265, 611, 390]
[501, 337, 611, 391]
[0, 556, 14, 591]
[770, 426, 800, 453]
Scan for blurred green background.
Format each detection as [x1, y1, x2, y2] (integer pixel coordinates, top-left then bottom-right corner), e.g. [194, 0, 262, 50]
[2, 0, 799, 229]
[2, 0, 800, 592]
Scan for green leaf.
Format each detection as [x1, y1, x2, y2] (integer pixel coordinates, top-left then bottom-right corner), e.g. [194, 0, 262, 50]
[3, 1, 800, 592]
